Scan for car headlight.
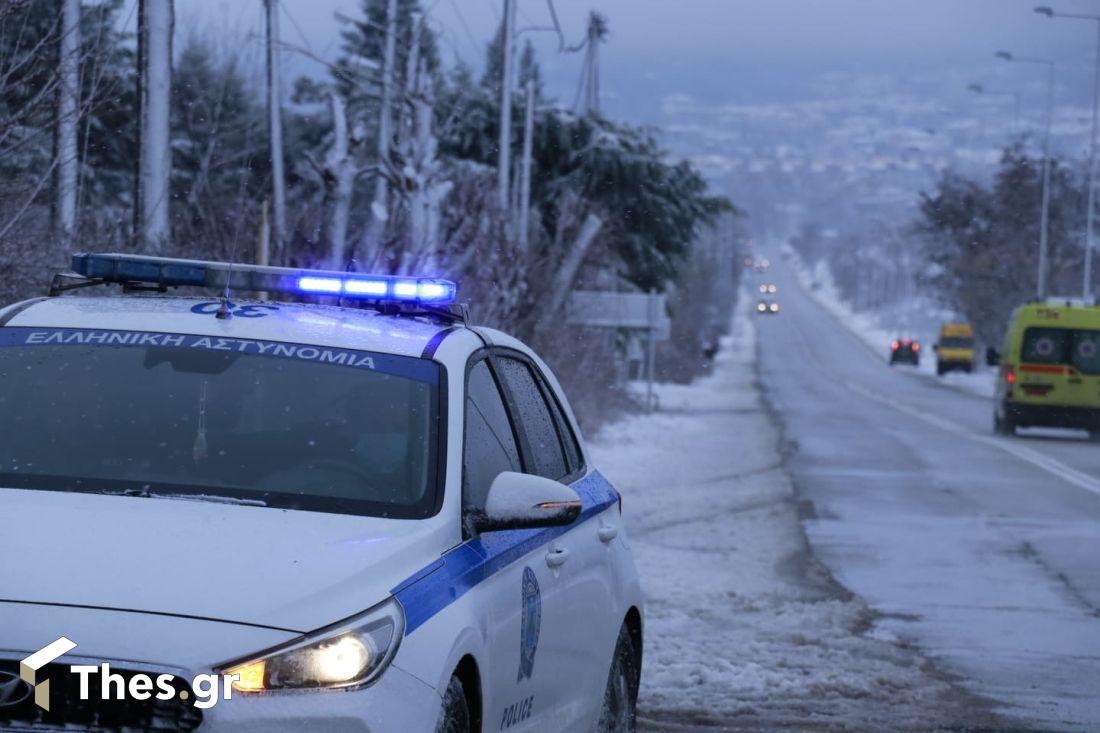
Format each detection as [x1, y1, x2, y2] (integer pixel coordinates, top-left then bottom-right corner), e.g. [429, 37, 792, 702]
[218, 598, 404, 692]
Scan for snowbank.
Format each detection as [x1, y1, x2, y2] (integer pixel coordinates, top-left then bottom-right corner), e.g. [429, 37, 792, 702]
[589, 302, 986, 731]
[781, 245, 996, 400]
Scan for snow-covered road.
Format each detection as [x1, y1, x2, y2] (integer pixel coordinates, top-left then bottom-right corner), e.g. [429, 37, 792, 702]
[759, 257, 1100, 731]
[589, 307, 1002, 731]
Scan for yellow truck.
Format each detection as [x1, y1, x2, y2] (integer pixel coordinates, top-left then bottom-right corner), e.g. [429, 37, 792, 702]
[934, 323, 975, 375]
[991, 301, 1100, 436]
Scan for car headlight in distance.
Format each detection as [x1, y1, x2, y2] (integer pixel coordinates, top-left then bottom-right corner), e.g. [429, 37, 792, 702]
[759, 284, 767, 293]
[769, 303, 779, 313]
[218, 597, 405, 692]
[757, 302, 767, 312]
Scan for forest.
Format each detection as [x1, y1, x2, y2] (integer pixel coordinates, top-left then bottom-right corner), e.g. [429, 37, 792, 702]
[0, 0, 741, 427]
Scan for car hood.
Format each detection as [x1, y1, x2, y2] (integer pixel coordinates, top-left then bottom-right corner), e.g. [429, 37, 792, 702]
[0, 488, 449, 633]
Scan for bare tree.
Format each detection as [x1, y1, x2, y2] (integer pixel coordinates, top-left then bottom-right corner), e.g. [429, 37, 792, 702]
[264, 0, 286, 266]
[392, 15, 452, 275]
[361, 0, 397, 267]
[136, 0, 173, 251]
[308, 93, 364, 270]
[497, 0, 515, 214]
[55, 0, 80, 243]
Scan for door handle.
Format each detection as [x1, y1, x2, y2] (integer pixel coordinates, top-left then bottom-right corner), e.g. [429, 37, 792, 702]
[597, 525, 618, 543]
[545, 548, 570, 568]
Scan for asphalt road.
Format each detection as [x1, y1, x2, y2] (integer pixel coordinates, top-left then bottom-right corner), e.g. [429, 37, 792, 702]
[757, 258, 1100, 732]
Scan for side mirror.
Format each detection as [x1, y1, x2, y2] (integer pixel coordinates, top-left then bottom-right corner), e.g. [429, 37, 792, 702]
[932, 343, 940, 353]
[986, 347, 1000, 366]
[469, 472, 582, 533]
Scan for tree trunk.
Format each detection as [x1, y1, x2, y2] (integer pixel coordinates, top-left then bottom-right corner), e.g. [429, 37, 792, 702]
[137, 0, 173, 252]
[323, 93, 354, 270]
[55, 0, 80, 243]
[517, 79, 535, 253]
[265, 0, 287, 265]
[497, 0, 515, 214]
[545, 213, 602, 317]
[362, 0, 397, 267]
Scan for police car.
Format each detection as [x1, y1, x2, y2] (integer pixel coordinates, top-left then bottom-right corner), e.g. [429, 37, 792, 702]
[0, 254, 643, 732]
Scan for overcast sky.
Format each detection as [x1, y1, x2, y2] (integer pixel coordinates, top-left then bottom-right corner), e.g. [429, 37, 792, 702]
[177, 0, 1100, 112]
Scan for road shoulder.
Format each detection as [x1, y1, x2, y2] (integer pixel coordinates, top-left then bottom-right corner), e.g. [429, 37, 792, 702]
[589, 303, 1001, 731]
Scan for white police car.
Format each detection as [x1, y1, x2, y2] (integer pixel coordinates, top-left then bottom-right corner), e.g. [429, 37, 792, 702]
[0, 254, 643, 732]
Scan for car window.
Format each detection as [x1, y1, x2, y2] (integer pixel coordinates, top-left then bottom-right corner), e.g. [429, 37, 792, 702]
[538, 376, 583, 476]
[1070, 330, 1100, 375]
[1022, 327, 1070, 365]
[463, 359, 522, 510]
[494, 356, 569, 482]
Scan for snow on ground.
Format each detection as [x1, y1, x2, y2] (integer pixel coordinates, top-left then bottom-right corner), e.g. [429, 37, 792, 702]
[780, 244, 997, 400]
[588, 303, 997, 731]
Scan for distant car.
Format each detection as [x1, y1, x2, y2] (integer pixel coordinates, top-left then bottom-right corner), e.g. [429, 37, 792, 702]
[758, 284, 777, 295]
[756, 300, 779, 315]
[889, 338, 920, 365]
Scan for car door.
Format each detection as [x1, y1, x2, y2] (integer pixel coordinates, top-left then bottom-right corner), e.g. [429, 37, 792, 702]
[491, 353, 615, 726]
[461, 356, 568, 731]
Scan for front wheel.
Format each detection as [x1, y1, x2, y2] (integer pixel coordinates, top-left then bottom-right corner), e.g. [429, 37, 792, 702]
[994, 409, 1015, 436]
[596, 624, 640, 733]
[435, 676, 471, 733]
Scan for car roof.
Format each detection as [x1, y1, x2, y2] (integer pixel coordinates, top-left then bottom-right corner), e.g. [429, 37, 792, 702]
[0, 295, 456, 359]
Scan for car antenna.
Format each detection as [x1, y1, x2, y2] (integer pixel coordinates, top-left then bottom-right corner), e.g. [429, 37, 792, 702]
[216, 229, 244, 321]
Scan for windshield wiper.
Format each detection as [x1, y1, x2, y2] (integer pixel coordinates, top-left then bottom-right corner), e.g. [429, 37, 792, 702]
[105, 487, 267, 507]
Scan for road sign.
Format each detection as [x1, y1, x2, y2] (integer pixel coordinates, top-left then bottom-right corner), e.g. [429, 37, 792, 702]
[567, 291, 670, 341]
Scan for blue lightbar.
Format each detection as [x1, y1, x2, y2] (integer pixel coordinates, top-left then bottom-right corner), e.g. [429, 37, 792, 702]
[71, 253, 458, 304]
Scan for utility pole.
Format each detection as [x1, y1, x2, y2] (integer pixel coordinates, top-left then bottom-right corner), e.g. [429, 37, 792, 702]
[573, 13, 605, 115]
[518, 80, 535, 252]
[136, 0, 173, 252]
[996, 51, 1054, 299]
[1035, 7, 1100, 300]
[585, 14, 600, 114]
[364, 0, 397, 265]
[264, 0, 287, 266]
[1039, 61, 1054, 300]
[1086, 20, 1099, 302]
[497, 0, 516, 214]
[56, 0, 80, 243]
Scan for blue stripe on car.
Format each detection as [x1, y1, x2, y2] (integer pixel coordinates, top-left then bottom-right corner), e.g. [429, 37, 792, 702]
[392, 470, 619, 635]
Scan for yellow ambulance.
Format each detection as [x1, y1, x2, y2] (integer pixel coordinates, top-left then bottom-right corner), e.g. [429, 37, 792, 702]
[991, 300, 1100, 436]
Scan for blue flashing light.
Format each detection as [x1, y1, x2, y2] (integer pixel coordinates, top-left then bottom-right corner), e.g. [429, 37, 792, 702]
[344, 279, 388, 296]
[70, 253, 458, 305]
[298, 276, 343, 294]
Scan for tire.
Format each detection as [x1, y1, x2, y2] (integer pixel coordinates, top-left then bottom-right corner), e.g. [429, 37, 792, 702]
[596, 624, 640, 733]
[994, 409, 1014, 436]
[435, 676, 471, 733]
[936, 363, 945, 376]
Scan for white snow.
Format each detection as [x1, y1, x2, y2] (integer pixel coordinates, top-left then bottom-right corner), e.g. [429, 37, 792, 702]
[589, 302, 989, 731]
[781, 245, 997, 400]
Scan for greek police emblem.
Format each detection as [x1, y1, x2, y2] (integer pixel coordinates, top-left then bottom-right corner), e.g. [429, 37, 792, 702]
[518, 566, 541, 682]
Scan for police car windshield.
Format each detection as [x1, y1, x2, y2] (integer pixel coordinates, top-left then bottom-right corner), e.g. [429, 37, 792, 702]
[0, 328, 442, 518]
